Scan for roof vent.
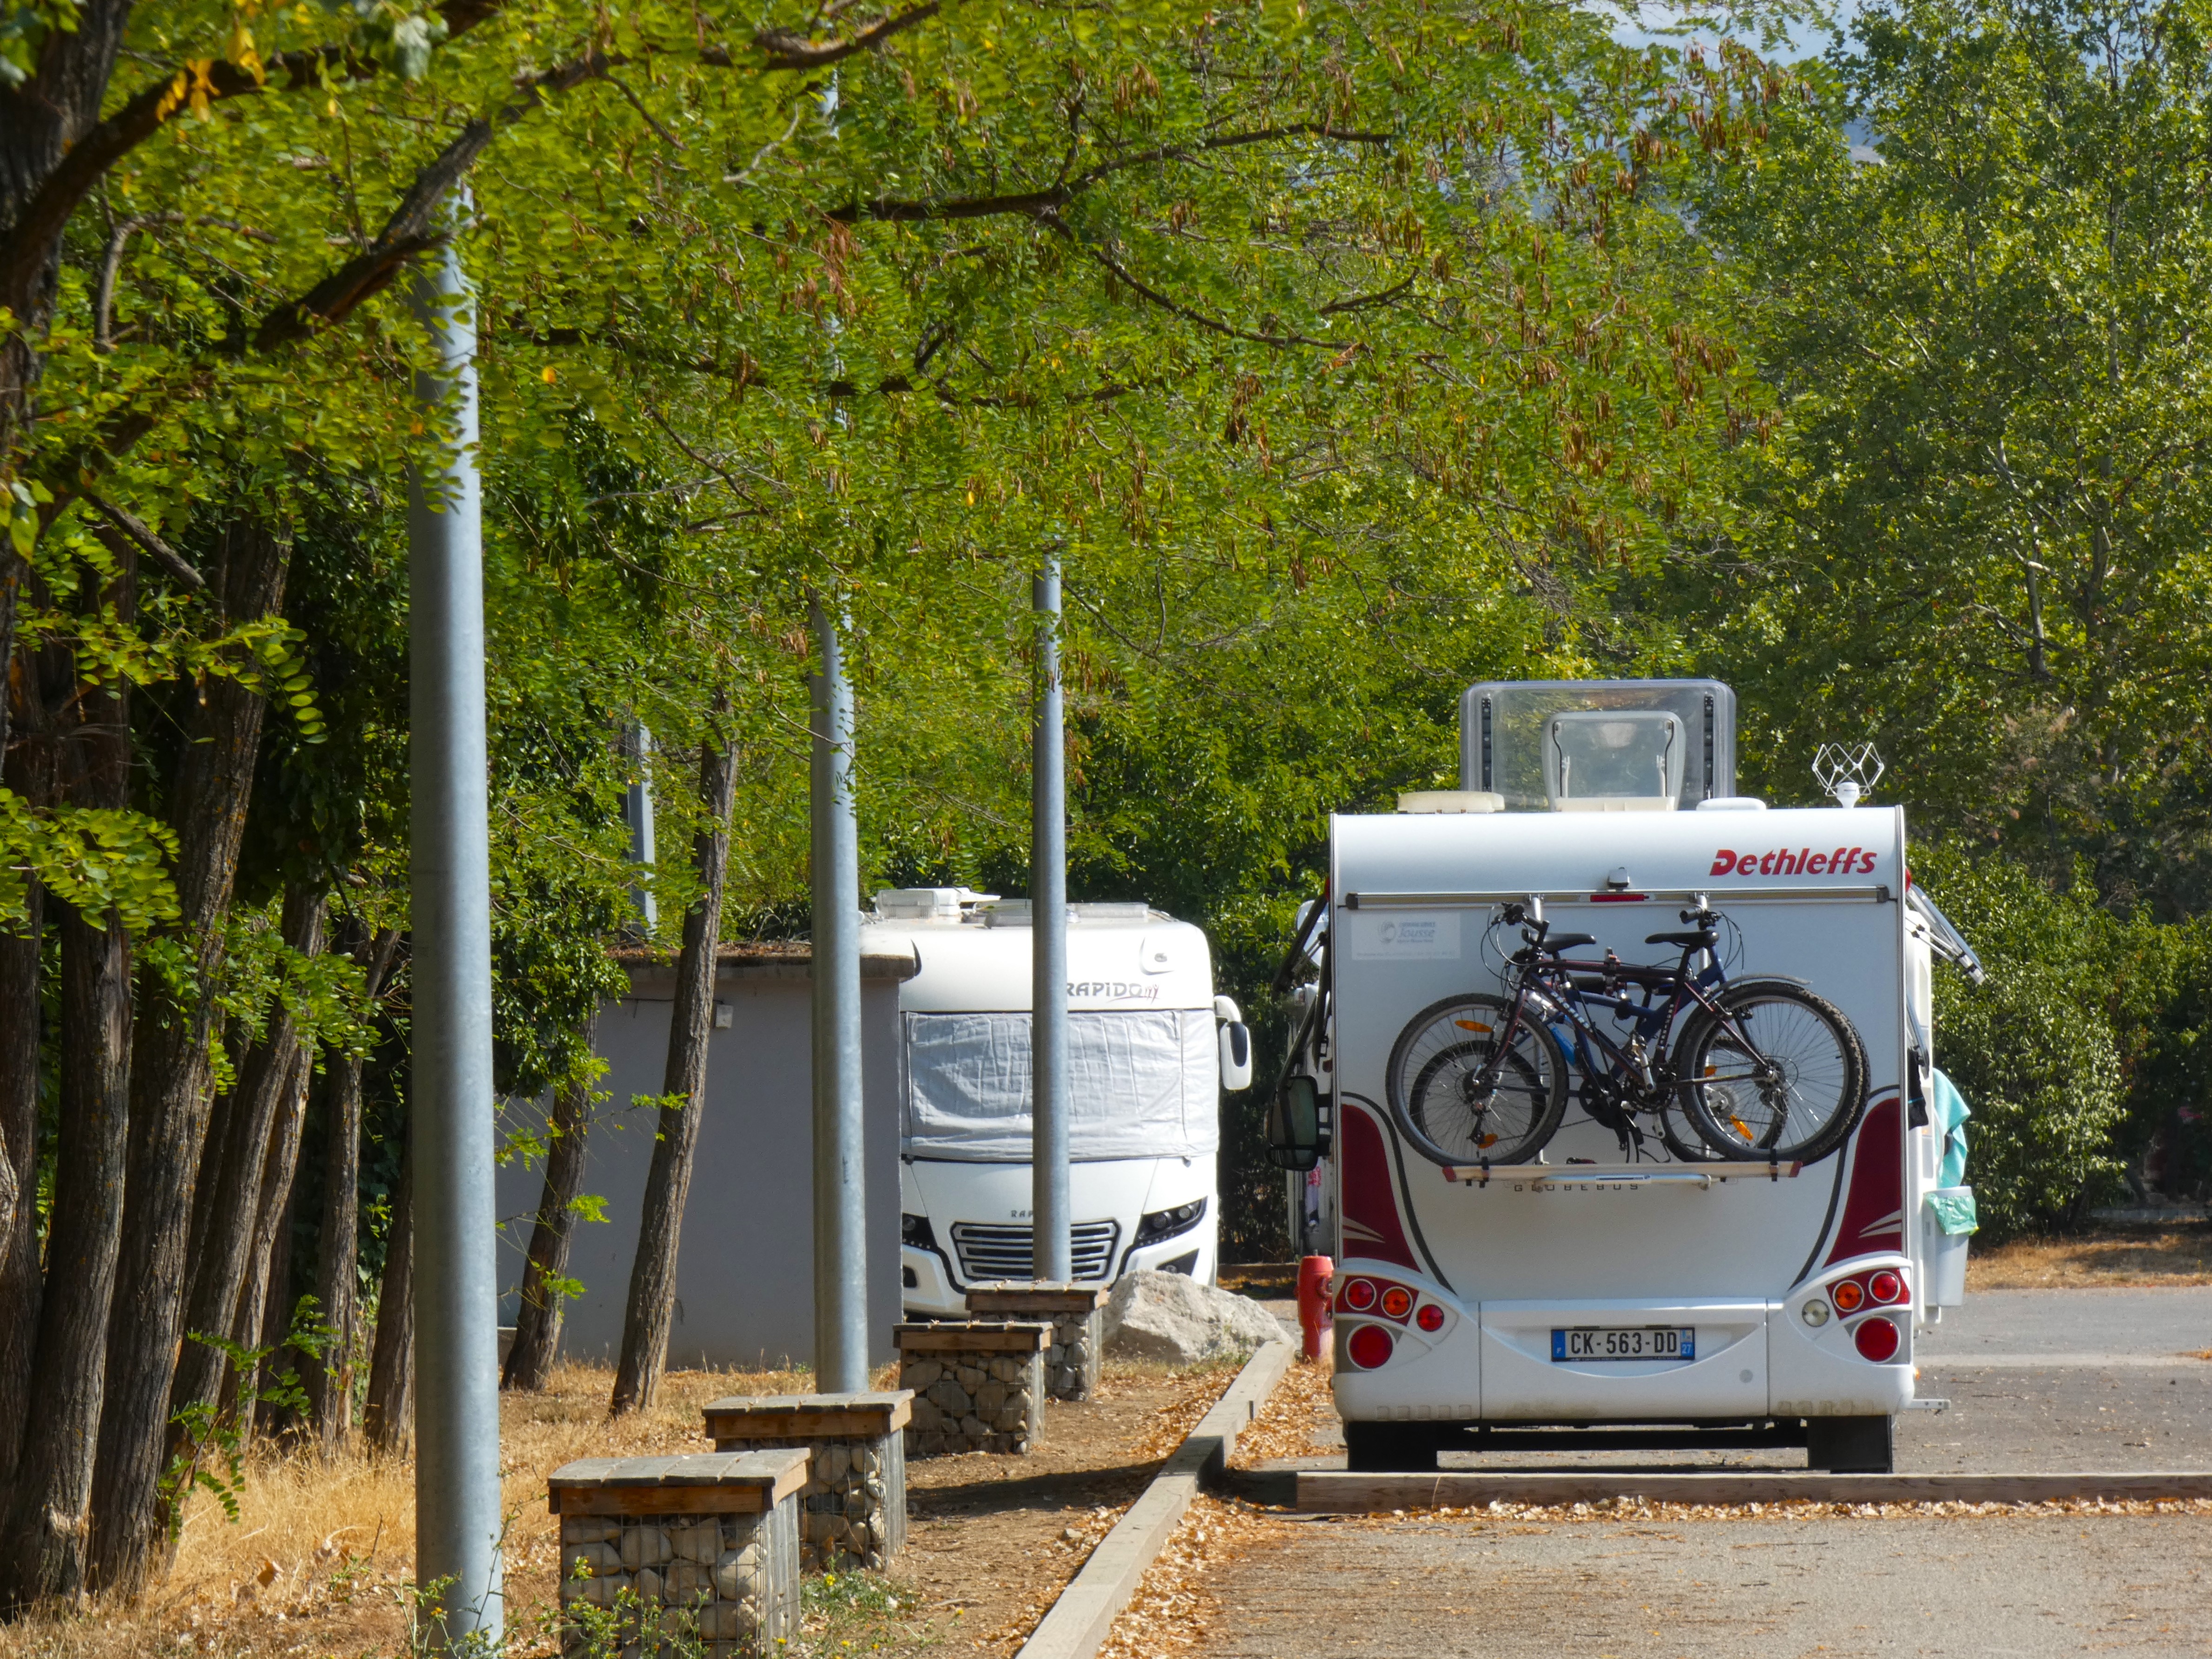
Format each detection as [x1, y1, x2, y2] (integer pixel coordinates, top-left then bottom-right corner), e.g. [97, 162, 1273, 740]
[873, 887, 997, 919]
[1397, 790, 1506, 814]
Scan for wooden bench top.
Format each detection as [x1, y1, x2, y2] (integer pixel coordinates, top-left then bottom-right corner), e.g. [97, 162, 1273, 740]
[548, 1449, 809, 1515]
[893, 1319, 1053, 1354]
[964, 1282, 1112, 1314]
[702, 1390, 914, 1437]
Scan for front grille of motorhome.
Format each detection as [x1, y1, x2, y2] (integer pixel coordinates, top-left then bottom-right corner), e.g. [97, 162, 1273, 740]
[948, 1220, 1120, 1283]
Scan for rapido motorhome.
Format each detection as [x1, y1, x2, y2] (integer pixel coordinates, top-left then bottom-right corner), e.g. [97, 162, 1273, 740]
[1274, 680, 1981, 1474]
[866, 889, 1251, 1316]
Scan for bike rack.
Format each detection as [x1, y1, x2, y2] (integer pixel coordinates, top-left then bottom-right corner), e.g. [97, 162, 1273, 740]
[1441, 1160, 1804, 1188]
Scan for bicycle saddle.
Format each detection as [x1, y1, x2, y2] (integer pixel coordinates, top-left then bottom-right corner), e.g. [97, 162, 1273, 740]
[1646, 929, 1718, 948]
[1544, 931, 1598, 951]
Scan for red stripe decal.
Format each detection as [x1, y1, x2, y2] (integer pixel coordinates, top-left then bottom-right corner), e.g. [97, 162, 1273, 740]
[1824, 1091, 1905, 1268]
[1338, 1100, 1421, 1272]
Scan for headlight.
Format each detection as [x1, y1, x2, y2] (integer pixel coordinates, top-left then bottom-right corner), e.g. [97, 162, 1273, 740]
[901, 1213, 937, 1249]
[1132, 1198, 1207, 1247]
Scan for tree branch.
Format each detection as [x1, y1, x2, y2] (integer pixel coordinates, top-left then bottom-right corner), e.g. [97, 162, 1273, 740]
[725, 3, 942, 71]
[0, 0, 506, 300]
[1035, 211, 1336, 349]
[81, 492, 206, 590]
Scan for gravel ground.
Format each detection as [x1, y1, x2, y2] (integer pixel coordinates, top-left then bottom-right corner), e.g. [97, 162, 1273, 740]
[1195, 1508, 2212, 1657]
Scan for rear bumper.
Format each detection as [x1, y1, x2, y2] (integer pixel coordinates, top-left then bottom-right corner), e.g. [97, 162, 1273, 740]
[1331, 1259, 1918, 1426]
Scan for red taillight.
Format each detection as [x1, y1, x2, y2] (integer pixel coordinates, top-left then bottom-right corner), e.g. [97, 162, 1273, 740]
[1852, 1316, 1901, 1362]
[1340, 1277, 1377, 1313]
[1831, 1278, 1865, 1313]
[1869, 1270, 1904, 1305]
[1415, 1303, 1446, 1333]
[1379, 1285, 1414, 1321]
[1345, 1323, 1395, 1370]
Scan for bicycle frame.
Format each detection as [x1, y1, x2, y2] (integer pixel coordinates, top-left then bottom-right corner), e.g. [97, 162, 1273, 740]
[1482, 932, 1741, 1113]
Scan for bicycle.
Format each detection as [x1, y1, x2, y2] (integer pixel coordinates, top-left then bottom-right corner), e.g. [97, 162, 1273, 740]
[1384, 896, 1868, 1168]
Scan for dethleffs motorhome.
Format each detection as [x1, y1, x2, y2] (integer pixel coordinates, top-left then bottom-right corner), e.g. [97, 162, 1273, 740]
[1272, 680, 1982, 1473]
[865, 889, 1251, 1316]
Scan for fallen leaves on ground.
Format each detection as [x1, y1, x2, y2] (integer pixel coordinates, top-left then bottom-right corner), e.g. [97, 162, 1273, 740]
[1095, 1494, 1292, 1659]
[1970, 1229, 2212, 1289]
[1343, 1494, 2212, 1526]
[1229, 1353, 1335, 1468]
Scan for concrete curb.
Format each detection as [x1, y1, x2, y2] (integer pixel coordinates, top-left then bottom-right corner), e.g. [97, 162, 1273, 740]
[1296, 1469, 2212, 1510]
[1015, 1341, 1297, 1659]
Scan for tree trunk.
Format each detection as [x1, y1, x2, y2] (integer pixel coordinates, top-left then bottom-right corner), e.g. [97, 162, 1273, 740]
[0, 750, 52, 1481]
[159, 887, 326, 1489]
[242, 1039, 312, 1441]
[362, 1133, 414, 1455]
[503, 1009, 599, 1392]
[611, 735, 737, 1415]
[0, 560, 134, 1610]
[304, 927, 401, 1453]
[0, 0, 136, 743]
[88, 517, 291, 1593]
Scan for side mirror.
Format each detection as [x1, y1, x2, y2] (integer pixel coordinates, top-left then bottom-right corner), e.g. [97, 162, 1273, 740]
[1267, 1075, 1327, 1172]
[1218, 1021, 1253, 1092]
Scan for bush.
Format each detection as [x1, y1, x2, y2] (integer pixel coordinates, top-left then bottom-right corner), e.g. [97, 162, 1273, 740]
[1914, 846, 2158, 1240]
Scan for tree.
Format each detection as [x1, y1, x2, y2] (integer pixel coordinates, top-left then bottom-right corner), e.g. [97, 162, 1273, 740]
[611, 731, 738, 1414]
[1691, 0, 2212, 909]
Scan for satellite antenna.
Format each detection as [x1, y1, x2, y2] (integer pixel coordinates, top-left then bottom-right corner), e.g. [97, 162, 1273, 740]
[1813, 742, 1885, 809]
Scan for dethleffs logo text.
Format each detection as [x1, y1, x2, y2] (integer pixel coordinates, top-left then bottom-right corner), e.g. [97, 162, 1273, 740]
[1711, 846, 1878, 877]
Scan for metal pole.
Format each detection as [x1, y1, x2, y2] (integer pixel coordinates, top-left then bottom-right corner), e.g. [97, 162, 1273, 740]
[625, 722, 658, 937]
[1032, 552, 1072, 1284]
[406, 204, 502, 1652]
[810, 595, 867, 1391]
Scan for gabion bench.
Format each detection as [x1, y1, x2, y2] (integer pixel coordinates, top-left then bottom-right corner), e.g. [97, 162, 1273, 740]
[701, 1390, 911, 1571]
[549, 1450, 804, 1657]
[895, 1320, 1051, 1455]
[964, 1282, 1110, 1401]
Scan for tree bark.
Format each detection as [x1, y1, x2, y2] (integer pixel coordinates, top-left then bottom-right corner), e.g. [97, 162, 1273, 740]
[304, 926, 401, 1453]
[0, 727, 54, 1481]
[0, 0, 136, 745]
[89, 517, 291, 1593]
[244, 1040, 312, 1441]
[611, 735, 737, 1415]
[0, 559, 134, 1610]
[503, 1008, 599, 1392]
[362, 1132, 413, 1455]
[158, 887, 326, 1491]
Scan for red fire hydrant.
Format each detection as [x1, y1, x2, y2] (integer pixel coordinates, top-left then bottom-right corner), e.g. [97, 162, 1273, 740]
[1296, 1254, 1335, 1361]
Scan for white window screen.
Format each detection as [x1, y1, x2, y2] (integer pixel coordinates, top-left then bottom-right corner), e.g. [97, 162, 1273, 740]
[902, 1010, 1220, 1162]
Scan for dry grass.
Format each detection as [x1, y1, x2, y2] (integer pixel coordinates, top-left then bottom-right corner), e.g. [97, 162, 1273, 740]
[0, 1361, 814, 1659]
[1969, 1228, 2212, 1289]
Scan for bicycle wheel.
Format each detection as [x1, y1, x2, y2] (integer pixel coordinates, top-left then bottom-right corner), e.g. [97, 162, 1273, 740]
[1386, 993, 1567, 1167]
[1677, 981, 1867, 1163]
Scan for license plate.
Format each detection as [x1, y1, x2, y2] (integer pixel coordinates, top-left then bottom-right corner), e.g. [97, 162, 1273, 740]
[1551, 1326, 1695, 1362]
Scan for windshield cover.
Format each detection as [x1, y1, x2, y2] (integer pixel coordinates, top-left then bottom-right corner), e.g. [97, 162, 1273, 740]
[902, 1009, 1220, 1162]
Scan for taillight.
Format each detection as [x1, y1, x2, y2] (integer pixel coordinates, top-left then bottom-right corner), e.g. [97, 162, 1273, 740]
[1831, 1279, 1865, 1313]
[1869, 1270, 1904, 1305]
[1340, 1277, 1377, 1312]
[1852, 1317, 1901, 1363]
[1379, 1285, 1414, 1321]
[1345, 1323, 1395, 1369]
[1415, 1303, 1445, 1333]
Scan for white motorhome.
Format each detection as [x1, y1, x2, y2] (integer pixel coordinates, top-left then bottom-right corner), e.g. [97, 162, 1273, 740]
[865, 889, 1251, 1316]
[1273, 680, 1981, 1473]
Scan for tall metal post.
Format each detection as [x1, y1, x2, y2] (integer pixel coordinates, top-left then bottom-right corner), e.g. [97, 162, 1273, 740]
[406, 209, 502, 1652]
[625, 722, 658, 937]
[810, 595, 867, 1391]
[1032, 552, 1072, 1284]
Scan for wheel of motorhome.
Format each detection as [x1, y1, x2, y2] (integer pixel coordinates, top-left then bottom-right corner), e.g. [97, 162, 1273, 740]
[1386, 993, 1568, 1166]
[1677, 980, 1867, 1163]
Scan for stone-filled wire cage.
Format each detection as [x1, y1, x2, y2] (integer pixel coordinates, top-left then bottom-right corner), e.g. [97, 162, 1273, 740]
[895, 1320, 1050, 1455]
[550, 1451, 804, 1658]
[703, 1391, 912, 1572]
